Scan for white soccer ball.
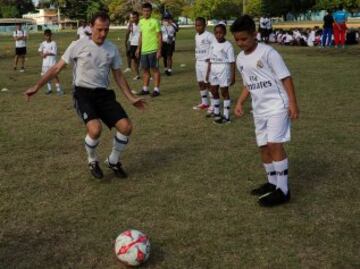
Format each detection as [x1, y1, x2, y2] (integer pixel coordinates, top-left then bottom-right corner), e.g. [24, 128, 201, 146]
[114, 229, 151, 266]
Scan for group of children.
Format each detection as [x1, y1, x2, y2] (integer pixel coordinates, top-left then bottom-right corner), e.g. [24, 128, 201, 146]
[194, 16, 299, 206]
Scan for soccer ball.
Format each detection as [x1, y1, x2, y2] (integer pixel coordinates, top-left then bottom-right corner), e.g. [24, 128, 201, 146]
[114, 229, 151, 266]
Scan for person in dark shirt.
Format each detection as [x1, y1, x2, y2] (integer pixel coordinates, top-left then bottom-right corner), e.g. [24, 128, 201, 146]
[322, 10, 334, 47]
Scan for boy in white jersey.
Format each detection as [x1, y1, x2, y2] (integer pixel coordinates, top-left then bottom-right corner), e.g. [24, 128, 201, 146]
[206, 22, 235, 124]
[193, 17, 216, 111]
[231, 16, 299, 206]
[25, 12, 145, 180]
[38, 29, 62, 95]
[125, 11, 140, 80]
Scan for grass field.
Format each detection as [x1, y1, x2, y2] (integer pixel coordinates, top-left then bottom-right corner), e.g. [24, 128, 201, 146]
[0, 28, 359, 269]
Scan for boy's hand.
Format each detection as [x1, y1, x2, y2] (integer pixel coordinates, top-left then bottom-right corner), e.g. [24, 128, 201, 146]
[288, 102, 299, 120]
[156, 50, 161, 59]
[234, 103, 245, 118]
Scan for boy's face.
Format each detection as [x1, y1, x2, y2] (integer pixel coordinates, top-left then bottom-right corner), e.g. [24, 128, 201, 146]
[233, 31, 257, 52]
[214, 26, 226, 41]
[44, 34, 51, 41]
[142, 8, 152, 19]
[195, 21, 205, 34]
[132, 15, 139, 23]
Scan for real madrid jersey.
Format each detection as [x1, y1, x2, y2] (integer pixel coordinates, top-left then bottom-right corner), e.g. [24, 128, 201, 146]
[62, 38, 122, 89]
[38, 41, 57, 67]
[236, 43, 291, 117]
[195, 31, 216, 61]
[209, 40, 235, 64]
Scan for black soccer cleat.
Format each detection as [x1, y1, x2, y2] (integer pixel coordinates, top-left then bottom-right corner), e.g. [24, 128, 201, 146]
[89, 161, 104, 179]
[250, 182, 276, 196]
[258, 189, 291, 207]
[151, 91, 160, 97]
[214, 117, 231, 124]
[105, 159, 128, 178]
[138, 90, 150, 96]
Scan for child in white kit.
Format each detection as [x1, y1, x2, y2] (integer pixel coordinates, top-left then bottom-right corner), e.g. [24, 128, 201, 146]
[206, 22, 235, 124]
[38, 29, 63, 95]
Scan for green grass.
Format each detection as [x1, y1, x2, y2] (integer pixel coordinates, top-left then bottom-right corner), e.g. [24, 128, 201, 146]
[0, 29, 359, 268]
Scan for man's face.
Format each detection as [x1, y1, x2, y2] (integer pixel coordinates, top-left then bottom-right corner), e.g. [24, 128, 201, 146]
[91, 18, 109, 45]
[233, 31, 257, 52]
[142, 8, 152, 19]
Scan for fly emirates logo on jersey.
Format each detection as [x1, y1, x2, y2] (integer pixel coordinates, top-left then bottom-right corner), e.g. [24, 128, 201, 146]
[247, 75, 272, 91]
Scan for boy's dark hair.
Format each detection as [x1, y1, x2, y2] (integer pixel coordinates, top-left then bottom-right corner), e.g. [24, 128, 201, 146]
[215, 23, 227, 34]
[44, 29, 52, 35]
[90, 11, 110, 25]
[230, 15, 256, 34]
[195, 17, 206, 25]
[131, 11, 139, 17]
[142, 2, 153, 10]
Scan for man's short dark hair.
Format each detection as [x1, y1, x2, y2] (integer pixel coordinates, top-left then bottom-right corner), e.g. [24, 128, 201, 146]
[90, 11, 110, 25]
[131, 11, 139, 17]
[195, 17, 206, 25]
[44, 29, 52, 35]
[142, 2, 153, 10]
[230, 15, 256, 34]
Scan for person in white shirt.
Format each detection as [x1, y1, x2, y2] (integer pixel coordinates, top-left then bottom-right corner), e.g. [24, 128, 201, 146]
[38, 29, 62, 95]
[206, 22, 235, 124]
[125, 11, 140, 80]
[307, 28, 316, 47]
[231, 15, 299, 207]
[259, 15, 271, 43]
[77, 21, 92, 39]
[161, 14, 178, 76]
[25, 12, 146, 180]
[193, 17, 216, 112]
[13, 23, 27, 72]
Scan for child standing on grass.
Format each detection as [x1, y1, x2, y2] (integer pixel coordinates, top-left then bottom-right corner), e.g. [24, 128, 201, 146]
[38, 29, 63, 95]
[231, 15, 299, 206]
[193, 17, 216, 112]
[206, 22, 235, 124]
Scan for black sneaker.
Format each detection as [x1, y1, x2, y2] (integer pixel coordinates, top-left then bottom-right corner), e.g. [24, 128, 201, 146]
[138, 90, 150, 96]
[214, 117, 231, 124]
[258, 189, 291, 207]
[250, 182, 276, 196]
[89, 161, 104, 179]
[151, 91, 160, 97]
[105, 159, 127, 178]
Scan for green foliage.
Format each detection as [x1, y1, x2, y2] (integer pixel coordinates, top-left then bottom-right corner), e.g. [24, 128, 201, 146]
[194, 0, 243, 19]
[60, 0, 107, 21]
[315, 0, 360, 10]
[0, 0, 34, 18]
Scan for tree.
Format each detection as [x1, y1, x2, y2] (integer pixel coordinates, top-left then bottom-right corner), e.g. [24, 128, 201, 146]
[59, 0, 107, 21]
[193, 0, 243, 19]
[0, 0, 35, 18]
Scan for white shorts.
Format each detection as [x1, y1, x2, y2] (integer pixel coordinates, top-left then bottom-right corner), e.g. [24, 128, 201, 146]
[254, 111, 291, 147]
[195, 60, 209, 83]
[209, 64, 231, 87]
[41, 65, 54, 75]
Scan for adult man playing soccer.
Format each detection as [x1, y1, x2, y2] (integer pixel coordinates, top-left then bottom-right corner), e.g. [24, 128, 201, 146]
[136, 2, 162, 97]
[25, 12, 145, 179]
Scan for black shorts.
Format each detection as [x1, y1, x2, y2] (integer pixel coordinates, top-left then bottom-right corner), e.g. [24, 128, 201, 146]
[73, 86, 128, 129]
[15, 47, 27, 56]
[129, 46, 138, 59]
[162, 42, 175, 57]
[140, 52, 159, 69]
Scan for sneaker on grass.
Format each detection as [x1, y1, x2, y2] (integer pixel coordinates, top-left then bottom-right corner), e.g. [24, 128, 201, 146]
[89, 161, 104, 179]
[258, 189, 291, 207]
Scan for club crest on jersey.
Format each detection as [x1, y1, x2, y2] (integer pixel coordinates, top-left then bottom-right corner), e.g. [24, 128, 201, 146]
[256, 60, 264, 69]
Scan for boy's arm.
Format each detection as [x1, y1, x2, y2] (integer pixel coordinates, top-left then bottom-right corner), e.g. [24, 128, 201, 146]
[156, 31, 162, 59]
[111, 69, 145, 110]
[206, 61, 211, 83]
[282, 76, 299, 120]
[125, 27, 130, 48]
[234, 87, 250, 117]
[136, 32, 142, 58]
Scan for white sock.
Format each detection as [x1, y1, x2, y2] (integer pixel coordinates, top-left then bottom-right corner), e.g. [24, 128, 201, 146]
[47, 83, 52, 92]
[273, 158, 289, 194]
[263, 163, 277, 186]
[200, 90, 209, 105]
[223, 99, 231, 120]
[154, 87, 160, 93]
[213, 99, 220, 115]
[143, 86, 149, 92]
[209, 92, 214, 111]
[84, 134, 99, 163]
[168, 68, 172, 72]
[55, 83, 61, 92]
[108, 132, 129, 164]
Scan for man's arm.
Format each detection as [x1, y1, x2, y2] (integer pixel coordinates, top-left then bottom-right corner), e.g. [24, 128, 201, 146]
[24, 59, 67, 101]
[234, 87, 250, 117]
[282, 76, 299, 120]
[112, 69, 145, 110]
[156, 31, 162, 59]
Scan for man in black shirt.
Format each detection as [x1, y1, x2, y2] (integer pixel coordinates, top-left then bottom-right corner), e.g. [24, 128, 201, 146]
[322, 10, 334, 47]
